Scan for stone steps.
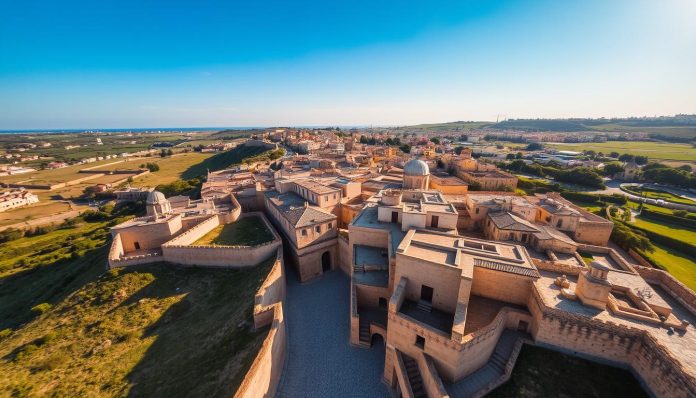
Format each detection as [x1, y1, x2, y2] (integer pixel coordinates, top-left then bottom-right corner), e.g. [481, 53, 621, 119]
[416, 300, 432, 313]
[445, 330, 524, 398]
[402, 354, 427, 398]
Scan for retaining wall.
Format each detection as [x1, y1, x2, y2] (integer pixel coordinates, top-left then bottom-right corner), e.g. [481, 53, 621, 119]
[528, 285, 696, 398]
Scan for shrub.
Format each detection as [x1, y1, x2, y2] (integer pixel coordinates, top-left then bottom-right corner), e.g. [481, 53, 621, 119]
[31, 303, 52, 315]
[0, 328, 11, 340]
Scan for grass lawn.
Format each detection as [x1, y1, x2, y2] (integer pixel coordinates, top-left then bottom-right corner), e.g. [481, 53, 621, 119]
[0, 202, 73, 227]
[194, 216, 274, 246]
[546, 141, 696, 164]
[129, 153, 214, 187]
[632, 217, 696, 243]
[624, 187, 696, 206]
[489, 344, 648, 398]
[0, 214, 274, 397]
[640, 244, 696, 292]
[577, 251, 594, 265]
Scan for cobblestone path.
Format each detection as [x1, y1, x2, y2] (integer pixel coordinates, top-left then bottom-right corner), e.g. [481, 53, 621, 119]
[276, 269, 390, 397]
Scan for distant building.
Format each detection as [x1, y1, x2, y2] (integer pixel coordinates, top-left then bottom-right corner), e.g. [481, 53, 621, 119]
[0, 188, 39, 212]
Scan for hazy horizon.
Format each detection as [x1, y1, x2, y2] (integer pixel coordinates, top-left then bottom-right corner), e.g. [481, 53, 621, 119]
[2, 0, 695, 130]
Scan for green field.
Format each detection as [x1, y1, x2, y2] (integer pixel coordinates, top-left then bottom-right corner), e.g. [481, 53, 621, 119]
[0, 212, 273, 397]
[640, 244, 696, 291]
[128, 152, 214, 187]
[547, 141, 696, 164]
[194, 216, 274, 246]
[490, 344, 648, 397]
[623, 187, 696, 206]
[632, 217, 696, 243]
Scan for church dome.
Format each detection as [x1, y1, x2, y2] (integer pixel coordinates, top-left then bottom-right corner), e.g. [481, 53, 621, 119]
[403, 158, 430, 176]
[146, 190, 167, 204]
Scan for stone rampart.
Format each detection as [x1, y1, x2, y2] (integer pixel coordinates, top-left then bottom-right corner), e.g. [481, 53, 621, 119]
[253, 248, 286, 329]
[234, 244, 286, 398]
[634, 264, 696, 316]
[233, 303, 286, 398]
[528, 285, 696, 398]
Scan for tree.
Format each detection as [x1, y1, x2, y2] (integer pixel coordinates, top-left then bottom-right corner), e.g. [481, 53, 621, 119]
[506, 153, 516, 160]
[460, 134, 468, 142]
[399, 144, 411, 154]
[634, 155, 648, 165]
[430, 137, 440, 145]
[526, 142, 543, 151]
[359, 136, 368, 144]
[515, 152, 523, 159]
[609, 151, 620, 158]
[455, 146, 465, 155]
[618, 153, 634, 162]
[602, 162, 625, 176]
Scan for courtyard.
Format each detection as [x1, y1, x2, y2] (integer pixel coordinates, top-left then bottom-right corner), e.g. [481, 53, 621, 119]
[276, 268, 390, 397]
[194, 216, 274, 246]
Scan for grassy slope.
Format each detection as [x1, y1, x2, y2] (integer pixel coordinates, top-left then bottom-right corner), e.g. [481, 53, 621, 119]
[632, 217, 696, 243]
[194, 216, 274, 246]
[0, 216, 274, 397]
[641, 244, 696, 291]
[490, 345, 648, 397]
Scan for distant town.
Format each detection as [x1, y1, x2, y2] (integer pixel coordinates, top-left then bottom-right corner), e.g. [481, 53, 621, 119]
[1, 117, 695, 397]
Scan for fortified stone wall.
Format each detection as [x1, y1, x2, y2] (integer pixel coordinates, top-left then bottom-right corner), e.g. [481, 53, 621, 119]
[234, 247, 287, 398]
[162, 213, 281, 268]
[337, 232, 351, 275]
[528, 286, 696, 398]
[634, 264, 696, 316]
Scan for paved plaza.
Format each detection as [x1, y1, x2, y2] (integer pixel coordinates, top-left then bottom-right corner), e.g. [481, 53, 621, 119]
[276, 268, 391, 398]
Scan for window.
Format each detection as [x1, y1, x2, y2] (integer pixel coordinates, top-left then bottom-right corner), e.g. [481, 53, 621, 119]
[475, 208, 480, 214]
[302, 229, 308, 236]
[134, 242, 141, 250]
[556, 220, 563, 228]
[415, 335, 425, 349]
[315, 225, 321, 233]
[328, 222, 333, 229]
[333, 193, 336, 199]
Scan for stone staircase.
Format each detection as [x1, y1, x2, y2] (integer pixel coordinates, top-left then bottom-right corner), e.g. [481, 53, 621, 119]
[417, 300, 432, 313]
[402, 354, 427, 398]
[445, 330, 524, 398]
[359, 319, 370, 344]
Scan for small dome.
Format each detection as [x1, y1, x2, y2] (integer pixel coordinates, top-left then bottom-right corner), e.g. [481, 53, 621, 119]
[403, 158, 430, 176]
[146, 190, 167, 204]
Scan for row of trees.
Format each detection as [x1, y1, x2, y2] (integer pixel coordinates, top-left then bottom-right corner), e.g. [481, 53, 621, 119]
[503, 160, 605, 189]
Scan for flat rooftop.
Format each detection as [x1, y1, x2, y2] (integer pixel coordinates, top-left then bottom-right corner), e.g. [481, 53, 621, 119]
[351, 204, 406, 257]
[401, 230, 539, 278]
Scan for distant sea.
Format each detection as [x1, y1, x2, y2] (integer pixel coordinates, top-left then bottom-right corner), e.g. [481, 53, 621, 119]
[0, 125, 371, 135]
[0, 127, 264, 135]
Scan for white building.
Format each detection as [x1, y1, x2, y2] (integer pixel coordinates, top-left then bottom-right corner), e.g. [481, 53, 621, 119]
[0, 188, 39, 212]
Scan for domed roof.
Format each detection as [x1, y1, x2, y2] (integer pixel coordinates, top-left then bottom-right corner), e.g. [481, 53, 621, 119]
[403, 158, 430, 176]
[146, 190, 167, 204]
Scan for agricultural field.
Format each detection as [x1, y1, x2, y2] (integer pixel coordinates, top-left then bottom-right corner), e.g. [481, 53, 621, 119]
[546, 141, 696, 165]
[128, 153, 214, 188]
[0, 214, 273, 397]
[194, 216, 274, 246]
[0, 158, 130, 186]
[0, 202, 74, 228]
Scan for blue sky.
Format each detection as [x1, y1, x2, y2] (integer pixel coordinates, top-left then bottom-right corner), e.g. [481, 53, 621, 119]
[1, 0, 695, 129]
